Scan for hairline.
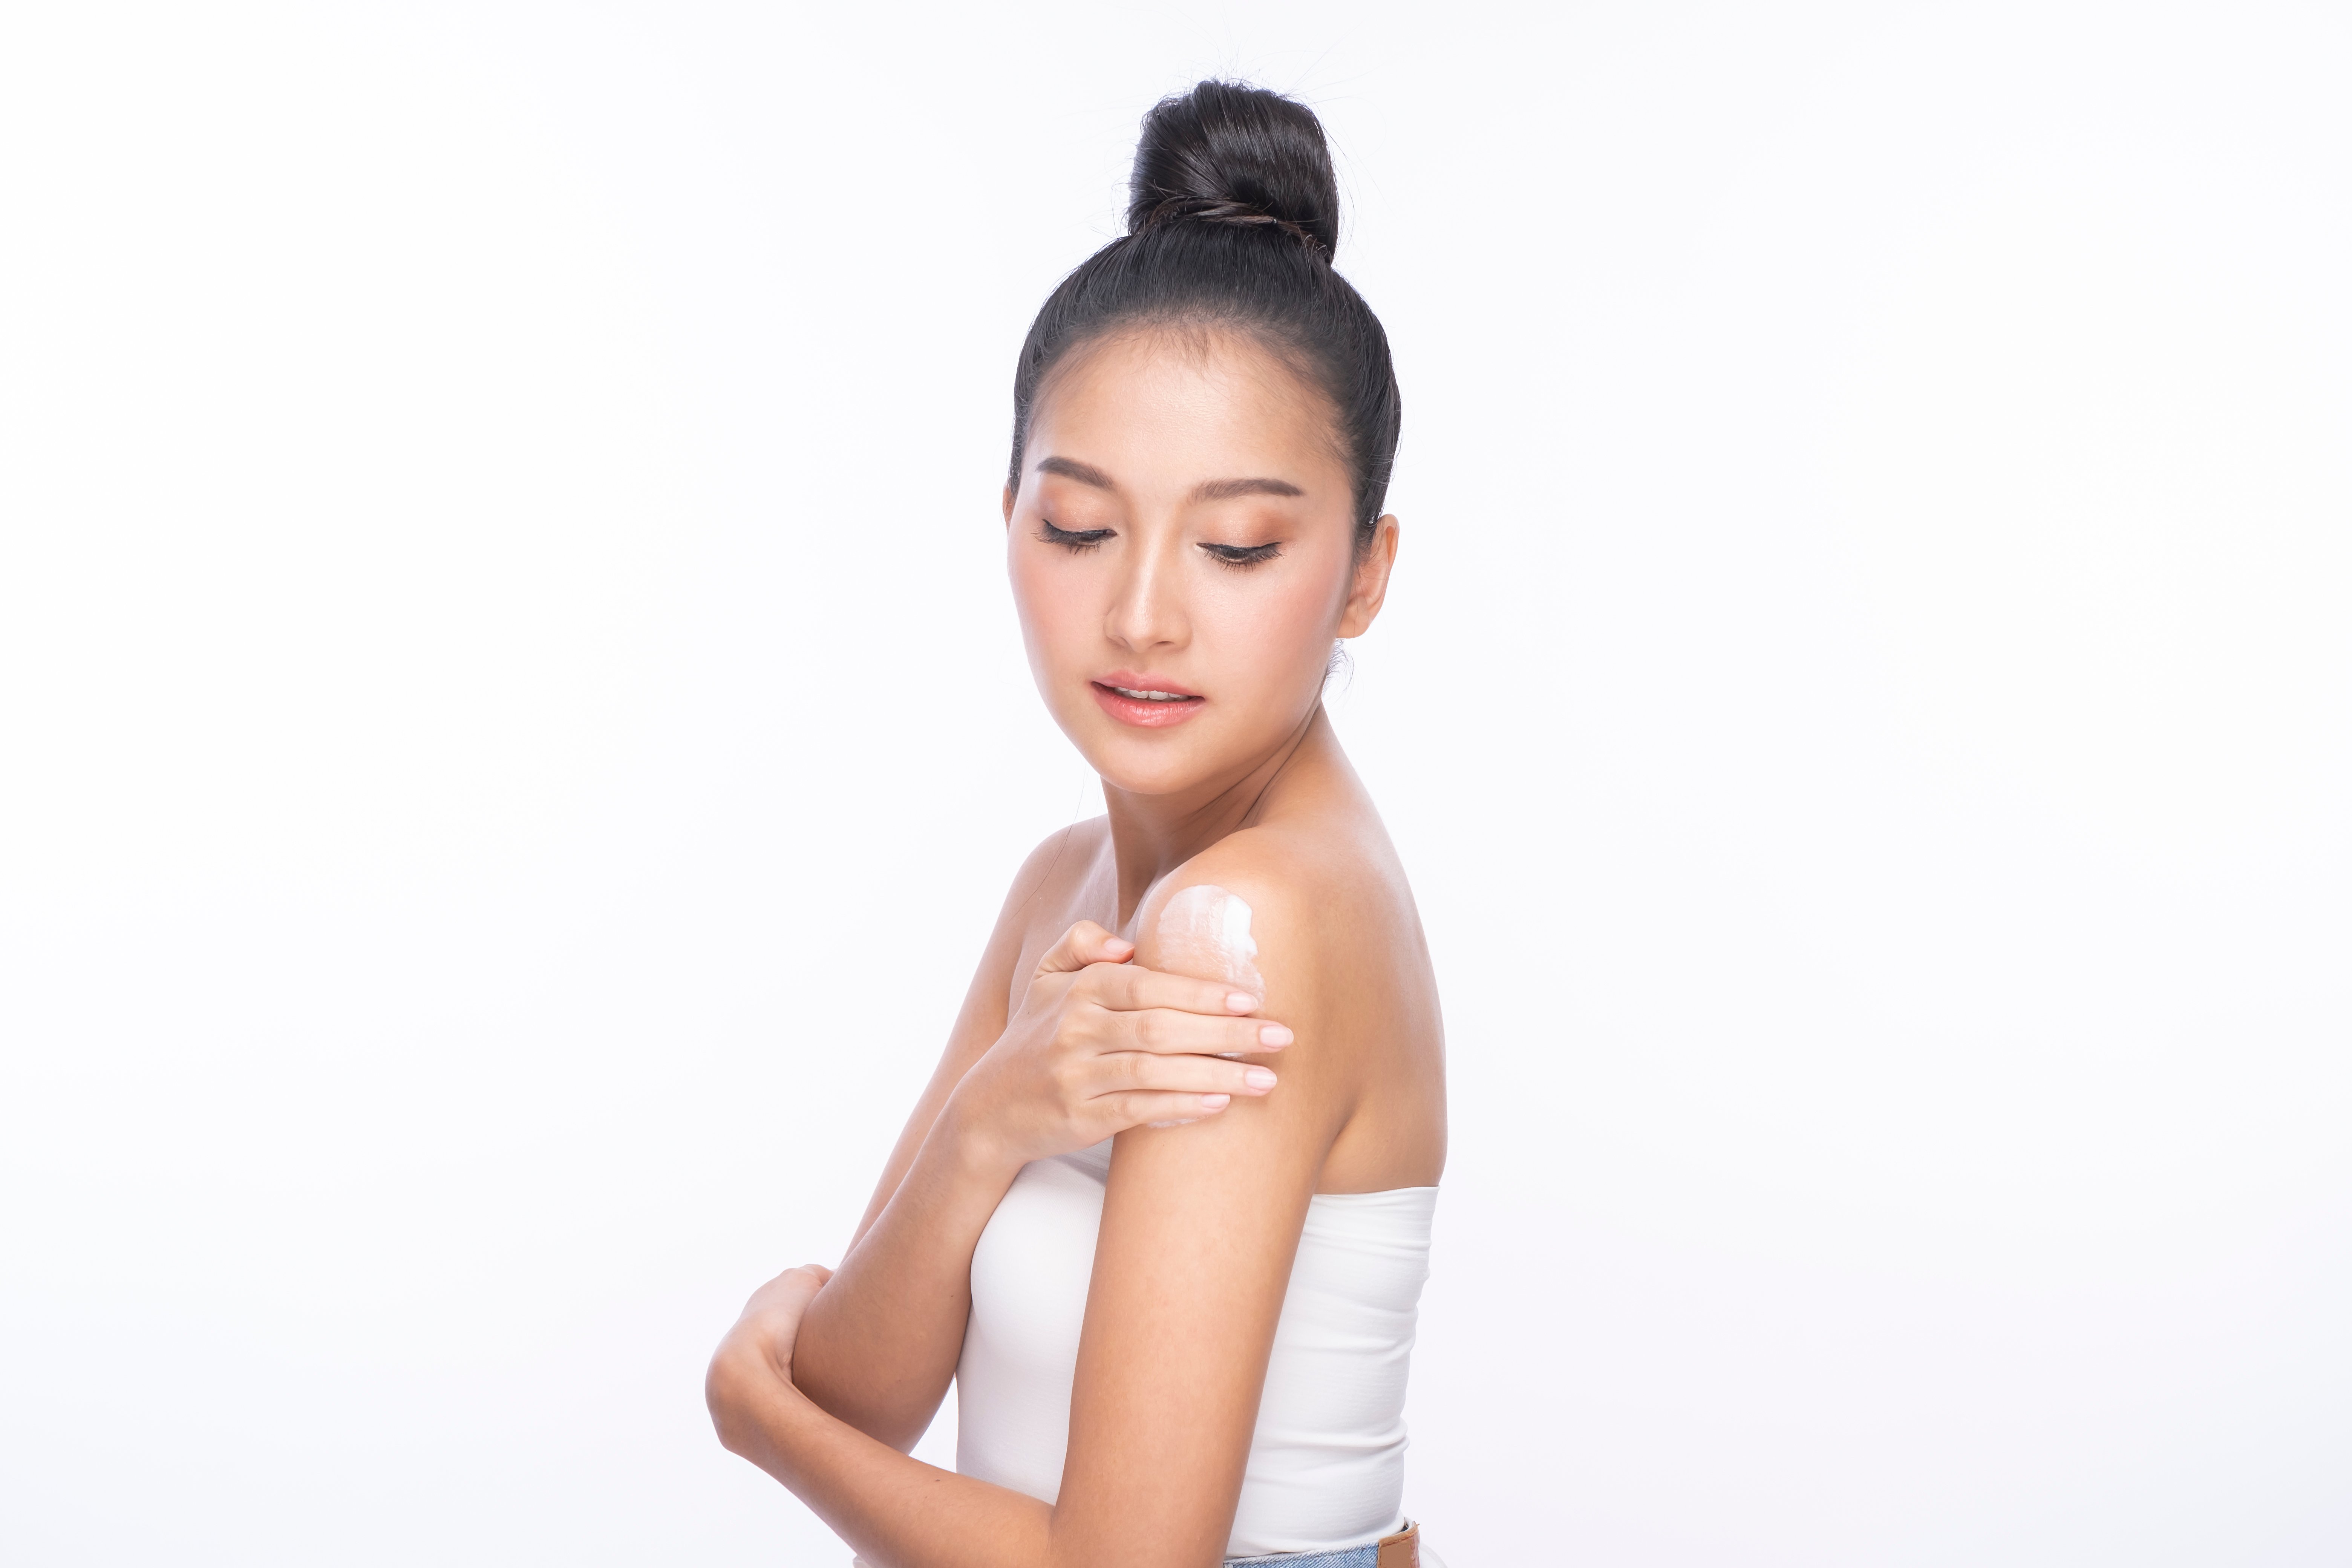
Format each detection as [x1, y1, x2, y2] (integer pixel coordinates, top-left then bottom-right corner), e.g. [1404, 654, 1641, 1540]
[1019, 315, 1359, 524]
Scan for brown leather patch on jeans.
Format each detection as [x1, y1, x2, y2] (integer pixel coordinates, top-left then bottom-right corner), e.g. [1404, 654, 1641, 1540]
[1377, 1522, 1419, 1568]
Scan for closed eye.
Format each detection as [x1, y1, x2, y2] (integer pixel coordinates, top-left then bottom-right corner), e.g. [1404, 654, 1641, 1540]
[1200, 541, 1282, 568]
[1040, 521, 1114, 552]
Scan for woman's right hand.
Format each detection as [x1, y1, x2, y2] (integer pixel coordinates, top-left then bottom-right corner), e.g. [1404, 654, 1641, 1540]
[943, 920, 1292, 1170]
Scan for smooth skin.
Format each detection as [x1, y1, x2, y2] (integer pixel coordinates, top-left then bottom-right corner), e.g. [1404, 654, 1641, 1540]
[706, 326, 1447, 1568]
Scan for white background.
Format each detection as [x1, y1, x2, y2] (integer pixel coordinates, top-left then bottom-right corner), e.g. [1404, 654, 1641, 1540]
[3, 3, 2348, 1563]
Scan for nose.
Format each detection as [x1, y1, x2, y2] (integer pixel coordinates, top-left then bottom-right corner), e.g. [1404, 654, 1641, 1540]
[1103, 531, 1188, 654]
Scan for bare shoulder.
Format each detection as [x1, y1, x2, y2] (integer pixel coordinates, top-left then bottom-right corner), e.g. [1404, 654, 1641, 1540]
[981, 815, 1118, 1010]
[998, 816, 1111, 934]
[1136, 817, 1424, 1005]
[1131, 819, 1443, 1191]
[1006, 814, 1112, 905]
[938, 817, 1113, 1053]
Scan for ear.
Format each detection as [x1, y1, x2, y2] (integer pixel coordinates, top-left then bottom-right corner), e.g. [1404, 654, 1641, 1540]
[1335, 514, 1400, 639]
[1003, 482, 1016, 525]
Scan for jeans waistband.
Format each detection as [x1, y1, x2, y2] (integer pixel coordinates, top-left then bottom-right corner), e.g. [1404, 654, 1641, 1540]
[1224, 1547, 1378, 1568]
[1225, 1520, 1420, 1568]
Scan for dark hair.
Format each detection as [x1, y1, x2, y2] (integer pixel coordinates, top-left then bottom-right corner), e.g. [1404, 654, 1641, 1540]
[1008, 81, 1402, 548]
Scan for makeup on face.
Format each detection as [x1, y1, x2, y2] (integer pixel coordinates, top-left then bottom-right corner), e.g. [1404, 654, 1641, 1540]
[1090, 669, 1207, 729]
[1006, 329, 1365, 793]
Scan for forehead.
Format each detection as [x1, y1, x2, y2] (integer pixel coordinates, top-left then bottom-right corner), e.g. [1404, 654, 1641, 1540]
[1027, 326, 1348, 492]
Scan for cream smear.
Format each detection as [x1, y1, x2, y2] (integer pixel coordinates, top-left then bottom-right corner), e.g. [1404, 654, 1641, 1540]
[1142, 883, 1266, 1126]
[1153, 882, 1263, 997]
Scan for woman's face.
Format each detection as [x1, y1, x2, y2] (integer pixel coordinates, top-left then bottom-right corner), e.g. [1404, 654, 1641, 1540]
[1006, 327, 1397, 799]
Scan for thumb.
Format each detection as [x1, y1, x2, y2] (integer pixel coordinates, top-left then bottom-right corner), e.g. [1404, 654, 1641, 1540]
[1036, 919, 1135, 975]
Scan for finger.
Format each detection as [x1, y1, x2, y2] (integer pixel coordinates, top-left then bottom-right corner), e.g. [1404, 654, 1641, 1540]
[1097, 1050, 1280, 1097]
[743, 1264, 830, 1320]
[1036, 919, 1136, 975]
[767, 1264, 830, 1300]
[1100, 1006, 1294, 1057]
[1088, 961, 1265, 1019]
[1098, 1090, 1233, 1130]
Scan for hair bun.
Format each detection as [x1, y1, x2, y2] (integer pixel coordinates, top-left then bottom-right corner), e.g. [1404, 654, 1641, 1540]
[1126, 81, 1340, 260]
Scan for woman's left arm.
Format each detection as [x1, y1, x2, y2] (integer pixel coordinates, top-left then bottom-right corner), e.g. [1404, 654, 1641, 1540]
[707, 863, 1348, 1568]
[707, 1276, 1057, 1558]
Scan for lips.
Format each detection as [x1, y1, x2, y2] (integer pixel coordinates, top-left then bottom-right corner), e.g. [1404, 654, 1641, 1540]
[1090, 671, 1206, 729]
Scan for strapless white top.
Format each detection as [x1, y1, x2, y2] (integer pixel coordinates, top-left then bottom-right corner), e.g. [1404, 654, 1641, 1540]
[955, 1138, 1438, 1558]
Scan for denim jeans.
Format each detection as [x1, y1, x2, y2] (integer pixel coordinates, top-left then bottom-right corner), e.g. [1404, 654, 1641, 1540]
[1225, 1527, 1442, 1568]
[1225, 1546, 1382, 1567]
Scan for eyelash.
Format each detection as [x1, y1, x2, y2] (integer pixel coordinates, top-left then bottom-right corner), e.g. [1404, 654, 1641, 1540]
[1038, 522, 1283, 570]
[1039, 521, 1113, 553]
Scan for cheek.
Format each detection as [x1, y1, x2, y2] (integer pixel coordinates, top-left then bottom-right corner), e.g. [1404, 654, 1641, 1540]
[1008, 550, 1092, 668]
[1202, 565, 1343, 686]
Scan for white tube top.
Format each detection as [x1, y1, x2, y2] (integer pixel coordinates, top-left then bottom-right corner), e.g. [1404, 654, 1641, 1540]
[955, 1138, 1438, 1558]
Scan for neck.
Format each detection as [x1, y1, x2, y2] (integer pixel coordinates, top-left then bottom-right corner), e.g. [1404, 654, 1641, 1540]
[1103, 704, 1328, 929]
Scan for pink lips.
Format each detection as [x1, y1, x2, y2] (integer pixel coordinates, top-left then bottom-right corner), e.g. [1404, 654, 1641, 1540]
[1090, 671, 1206, 729]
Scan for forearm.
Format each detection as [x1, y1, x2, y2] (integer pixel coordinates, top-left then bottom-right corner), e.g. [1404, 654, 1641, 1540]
[793, 1106, 1021, 1447]
[711, 1338, 1054, 1568]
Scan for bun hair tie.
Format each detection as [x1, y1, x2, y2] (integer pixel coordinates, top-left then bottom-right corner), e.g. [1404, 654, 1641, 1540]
[1135, 193, 1334, 260]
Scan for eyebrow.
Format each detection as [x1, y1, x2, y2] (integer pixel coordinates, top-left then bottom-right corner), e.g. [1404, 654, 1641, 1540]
[1035, 456, 1116, 489]
[1032, 456, 1304, 503]
[1190, 476, 1305, 502]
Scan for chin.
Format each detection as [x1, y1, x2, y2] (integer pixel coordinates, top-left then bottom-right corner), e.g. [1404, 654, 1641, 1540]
[1045, 703, 1214, 791]
[1073, 733, 1217, 798]
[1040, 673, 1319, 795]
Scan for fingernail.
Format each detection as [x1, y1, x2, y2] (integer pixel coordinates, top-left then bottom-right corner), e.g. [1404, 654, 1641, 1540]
[1199, 1093, 1231, 1110]
[1106, 937, 1134, 955]
[1227, 992, 1259, 1012]
[1243, 1067, 1277, 1090]
[1258, 1024, 1294, 1047]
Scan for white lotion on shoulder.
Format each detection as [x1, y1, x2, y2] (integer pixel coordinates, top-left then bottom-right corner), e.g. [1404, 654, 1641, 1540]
[1145, 884, 1269, 1123]
[1153, 883, 1264, 999]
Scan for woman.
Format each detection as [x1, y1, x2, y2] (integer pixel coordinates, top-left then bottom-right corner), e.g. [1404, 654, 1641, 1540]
[706, 81, 1447, 1568]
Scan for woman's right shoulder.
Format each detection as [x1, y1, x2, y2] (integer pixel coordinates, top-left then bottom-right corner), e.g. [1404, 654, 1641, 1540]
[983, 816, 1111, 966]
[940, 819, 1112, 1070]
[1003, 816, 1109, 912]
